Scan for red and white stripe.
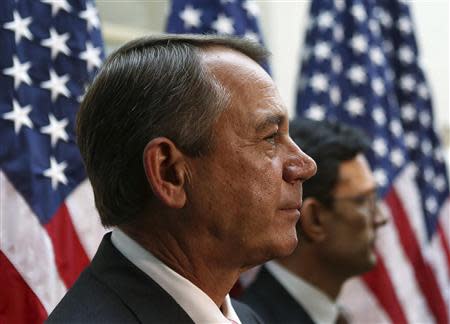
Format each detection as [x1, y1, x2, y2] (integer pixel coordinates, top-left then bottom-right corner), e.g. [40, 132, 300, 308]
[0, 171, 104, 322]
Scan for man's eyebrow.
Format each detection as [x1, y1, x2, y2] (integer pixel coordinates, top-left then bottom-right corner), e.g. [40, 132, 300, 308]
[255, 112, 285, 132]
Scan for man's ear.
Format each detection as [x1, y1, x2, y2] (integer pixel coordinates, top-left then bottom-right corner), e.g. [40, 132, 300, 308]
[300, 198, 328, 242]
[143, 137, 187, 209]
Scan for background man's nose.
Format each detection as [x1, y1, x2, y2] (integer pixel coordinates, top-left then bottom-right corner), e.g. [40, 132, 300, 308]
[374, 203, 389, 228]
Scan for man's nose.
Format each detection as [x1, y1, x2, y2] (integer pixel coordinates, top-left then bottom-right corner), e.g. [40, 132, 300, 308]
[283, 138, 317, 184]
[373, 203, 389, 228]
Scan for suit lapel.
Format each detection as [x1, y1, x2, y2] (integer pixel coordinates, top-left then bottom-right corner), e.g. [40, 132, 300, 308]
[90, 234, 194, 324]
[252, 266, 316, 324]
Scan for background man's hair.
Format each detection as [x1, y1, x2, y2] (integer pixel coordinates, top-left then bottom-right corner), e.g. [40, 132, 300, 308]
[77, 34, 270, 227]
[289, 118, 371, 206]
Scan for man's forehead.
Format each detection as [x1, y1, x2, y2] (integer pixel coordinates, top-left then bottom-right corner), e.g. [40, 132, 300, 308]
[201, 46, 268, 84]
[334, 154, 376, 195]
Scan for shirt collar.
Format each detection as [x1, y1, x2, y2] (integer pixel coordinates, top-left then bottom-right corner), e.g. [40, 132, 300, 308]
[111, 228, 240, 324]
[266, 261, 338, 324]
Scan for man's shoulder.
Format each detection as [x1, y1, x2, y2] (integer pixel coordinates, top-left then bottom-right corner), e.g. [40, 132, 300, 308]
[239, 266, 315, 324]
[46, 234, 193, 323]
[231, 298, 263, 324]
[46, 266, 138, 323]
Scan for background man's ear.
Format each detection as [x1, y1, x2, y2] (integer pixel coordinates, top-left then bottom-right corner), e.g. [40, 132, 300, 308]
[300, 198, 328, 242]
[143, 138, 187, 209]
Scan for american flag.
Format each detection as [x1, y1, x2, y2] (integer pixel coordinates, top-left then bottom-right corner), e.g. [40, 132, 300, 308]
[0, 0, 105, 322]
[296, 0, 450, 323]
[166, 0, 270, 72]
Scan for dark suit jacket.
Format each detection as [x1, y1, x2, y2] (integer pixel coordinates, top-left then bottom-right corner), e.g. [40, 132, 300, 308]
[47, 233, 262, 324]
[240, 266, 315, 324]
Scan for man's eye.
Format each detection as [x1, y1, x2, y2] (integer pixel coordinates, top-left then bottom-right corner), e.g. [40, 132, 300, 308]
[264, 132, 278, 145]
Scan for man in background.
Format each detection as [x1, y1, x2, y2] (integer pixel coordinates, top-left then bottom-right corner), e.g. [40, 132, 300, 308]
[47, 34, 317, 323]
[241, 119, 388, 324]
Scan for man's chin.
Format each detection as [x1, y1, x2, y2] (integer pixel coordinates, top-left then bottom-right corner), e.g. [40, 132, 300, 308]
[242, 236, 299, 269]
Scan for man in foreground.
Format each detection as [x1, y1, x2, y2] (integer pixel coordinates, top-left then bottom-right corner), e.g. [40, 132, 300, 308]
[241, 119, 388, 324]
[46, 35, 317, 323]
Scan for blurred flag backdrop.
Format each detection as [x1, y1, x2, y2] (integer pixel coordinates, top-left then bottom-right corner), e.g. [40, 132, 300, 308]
[296, 0, 450, 323]
[0, 0, 105, 322]
[166, 0, 270, 72]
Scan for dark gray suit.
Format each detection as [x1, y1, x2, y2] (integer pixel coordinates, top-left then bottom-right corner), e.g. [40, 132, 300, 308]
[240, 266, 315, 324]
[47, 233, 261, 323]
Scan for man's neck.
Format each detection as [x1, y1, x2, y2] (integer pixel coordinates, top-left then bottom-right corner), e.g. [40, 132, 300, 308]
[120, 223, 240, 307]
[277, 249, 345, 300]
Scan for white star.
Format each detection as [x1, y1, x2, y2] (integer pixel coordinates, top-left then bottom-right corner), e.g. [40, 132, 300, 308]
[368, 19, 381, 35]
[79, 42, 102, 72]
[43, 157, 68, 190]
[372, 106, 386, 126]
[425, 196, 438, 214]
[390, 148, 405, 167]
[351, 4, 367, 22]
[405, 132, 418, 149]
[350, 34, 368, 54]
[333, 24, 344, 42]
[371, 77, 385, 96]
[398, 45, 414, 64]
[41, 28, 71, 59]
[347, 65, 367, 84]
[421, 140, 432, 155]
[3, 11, 33, 43]
[424, 167, 435, 182]
[243, 30, 259, 42]
[373, 138, 388, 157]
[179, 5, 202, 29]
[330, 86, 341, 105]
[212, 14, 234, 34]
[383, 40, 393, 55]
[419, 111, 431, 127]
[379, 10, 393, 28]
[317, 11, 333, 29]
[369, 47, 385, 65]
[418, 83, 429, 99]
[400, 74, 416, 92]
[435, 176, 447, 192]
[243, 0, 260, 17]
[41, 0, 71, 16]
[390, 119, 403, 138]
[2, 100, 33, 134]
[3, 56, 32, 89]
[398, 16, 412, 34]
[310, 73, 328, 93]
[305, 104, 325, 121]
[314, 42, 331, 60]
[331, 56, 342, 73]
[401, 103, 416, 121]
[334, 0, 345, 11]
[434, 148, 444, 162]
[40, 69, 71, 102]
[345, 97, 365, 116]
[79, 2, 100, 31]
[374, 169, 388, 187]
[40, 114, 69, 147]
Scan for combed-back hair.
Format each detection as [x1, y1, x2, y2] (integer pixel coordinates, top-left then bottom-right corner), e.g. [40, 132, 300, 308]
[289, 118, 371, 206]
[77, 34, 270, 227]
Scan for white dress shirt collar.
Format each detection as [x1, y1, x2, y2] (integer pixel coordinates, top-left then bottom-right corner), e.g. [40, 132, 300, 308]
[111, 228, 241, 324]
[266, 261, 338, 324]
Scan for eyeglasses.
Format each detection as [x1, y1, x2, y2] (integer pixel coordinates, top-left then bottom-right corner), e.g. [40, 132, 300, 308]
[331, 190, 378, 217]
